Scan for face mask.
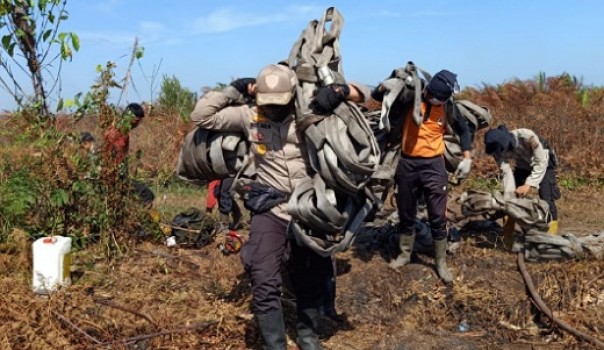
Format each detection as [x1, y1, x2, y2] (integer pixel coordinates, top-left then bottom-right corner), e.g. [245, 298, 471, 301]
[260, 103, 293, 122]
[428, 97, 444, 106]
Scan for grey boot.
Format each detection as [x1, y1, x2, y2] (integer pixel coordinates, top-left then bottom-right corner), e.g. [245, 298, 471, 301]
[256, 310, 287, 350]
[434, 238, 453, 284]
[389, 232, 415, 270]
[296, 308, 322, 350]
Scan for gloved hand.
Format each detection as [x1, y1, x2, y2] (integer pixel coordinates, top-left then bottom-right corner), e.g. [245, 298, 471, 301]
[370, 84, 385, 102]
[454, 158, 472, 179]
[230, 78, 256, 98]
[310, 84, 350, 114]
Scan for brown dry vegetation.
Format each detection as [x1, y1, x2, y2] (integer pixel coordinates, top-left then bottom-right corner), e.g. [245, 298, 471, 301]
[1, 75, 604, 349]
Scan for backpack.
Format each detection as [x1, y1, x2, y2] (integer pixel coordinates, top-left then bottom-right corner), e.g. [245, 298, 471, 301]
[538, 136, 559, 168]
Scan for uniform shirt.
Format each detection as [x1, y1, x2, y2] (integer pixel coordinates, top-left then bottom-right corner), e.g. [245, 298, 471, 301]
[494, 128, 549, 196]
[191, 91, 309, 221]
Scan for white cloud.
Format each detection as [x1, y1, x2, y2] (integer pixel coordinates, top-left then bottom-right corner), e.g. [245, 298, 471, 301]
[95, 0, 122, 15]
[139, 21, 166, 34]
[78, 21, 167, 48]
[78, 30, 137, 46]
[188, 5, 322, 34]
[79, 5, 324, 49]
[407, 10, 471, 17]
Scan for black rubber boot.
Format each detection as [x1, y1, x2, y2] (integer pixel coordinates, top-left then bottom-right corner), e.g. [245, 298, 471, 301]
[256, 309, 287, 350]
[296, 308, 323, 350]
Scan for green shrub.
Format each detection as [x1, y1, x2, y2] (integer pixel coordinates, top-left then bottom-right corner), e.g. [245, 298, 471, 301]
[0, 167, 39, 238]
[157, 75, 196, 120]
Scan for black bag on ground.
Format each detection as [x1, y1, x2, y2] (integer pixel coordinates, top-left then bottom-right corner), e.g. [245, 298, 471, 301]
[243, 183, 288, 215]
[170, 207, 215, 246]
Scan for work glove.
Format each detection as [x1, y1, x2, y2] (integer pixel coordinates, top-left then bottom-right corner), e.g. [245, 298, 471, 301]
[454, 158, 472, 179]
[370, 84, 385, 102]
[310, 84, 350, 115]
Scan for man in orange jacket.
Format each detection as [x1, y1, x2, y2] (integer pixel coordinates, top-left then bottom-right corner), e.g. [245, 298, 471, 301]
[372, 70, 473, 284]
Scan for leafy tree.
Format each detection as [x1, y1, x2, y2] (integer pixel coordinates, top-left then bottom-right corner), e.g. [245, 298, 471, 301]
[157, 74, 196, 120]
[0, 0, 79, 120]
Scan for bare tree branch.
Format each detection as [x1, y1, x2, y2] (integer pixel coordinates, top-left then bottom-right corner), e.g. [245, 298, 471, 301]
[117, 37, 140, 106]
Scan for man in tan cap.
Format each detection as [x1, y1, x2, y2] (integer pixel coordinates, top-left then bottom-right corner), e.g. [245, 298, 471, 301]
[191, 64, 366, 350]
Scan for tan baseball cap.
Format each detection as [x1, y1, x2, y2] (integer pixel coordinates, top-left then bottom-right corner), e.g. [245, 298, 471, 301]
[255, 64, 297, 106]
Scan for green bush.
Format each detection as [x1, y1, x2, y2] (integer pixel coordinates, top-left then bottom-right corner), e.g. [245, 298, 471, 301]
[0, 167, 39, 238]
[157, 75, 196, 120]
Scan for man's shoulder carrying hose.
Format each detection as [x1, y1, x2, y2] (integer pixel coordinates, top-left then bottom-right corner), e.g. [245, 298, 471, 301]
[176, 128, 249, 182]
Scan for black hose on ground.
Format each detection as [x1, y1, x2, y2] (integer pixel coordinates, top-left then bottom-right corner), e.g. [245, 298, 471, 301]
[517, 252, 604, 349]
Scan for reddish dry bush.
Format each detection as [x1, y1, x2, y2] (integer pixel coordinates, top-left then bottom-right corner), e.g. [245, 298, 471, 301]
[50, 108, 193, 182]
[462, 74, 604, 177]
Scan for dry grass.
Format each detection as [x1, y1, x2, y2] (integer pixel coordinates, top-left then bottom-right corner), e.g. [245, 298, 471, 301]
[1, 190, 604, 350]
[462, 76, 604, 177]
[1, 242, 257, 349]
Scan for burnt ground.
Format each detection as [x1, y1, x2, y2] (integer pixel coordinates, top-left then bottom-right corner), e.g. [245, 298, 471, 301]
[1, 187, 603, 350]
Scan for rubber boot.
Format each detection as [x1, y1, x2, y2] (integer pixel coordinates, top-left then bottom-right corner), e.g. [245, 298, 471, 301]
[547, 220, 559, 235]
[296, 308, 322, 350]
[502, 216, 516, 251]
[434, 238, 453, 284]
[389, 232, 415, 270]
[256, 310, 287, 350]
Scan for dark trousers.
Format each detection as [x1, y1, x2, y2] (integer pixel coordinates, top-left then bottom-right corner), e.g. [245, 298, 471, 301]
[240, 212, 331, 315]
[514, 167, 560, 220]
[290, 240, 332, 310]
[395, 156, 448, 240]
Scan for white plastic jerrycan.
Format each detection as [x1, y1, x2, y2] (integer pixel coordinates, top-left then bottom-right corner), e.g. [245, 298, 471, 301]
[32, 236, 72, 294]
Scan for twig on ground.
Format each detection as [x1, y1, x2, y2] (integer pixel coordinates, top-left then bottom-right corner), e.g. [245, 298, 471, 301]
[92, 297, 160, 330]
[517, 252, 604, 349]
[135, 248, 200, 270]
[90, 321, 216, 348]
[159, 222, 206, 234]
[51, 310, 101, 344]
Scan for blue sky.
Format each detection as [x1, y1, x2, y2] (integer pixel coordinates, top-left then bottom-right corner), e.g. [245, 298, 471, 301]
[2, 0, 604, 110]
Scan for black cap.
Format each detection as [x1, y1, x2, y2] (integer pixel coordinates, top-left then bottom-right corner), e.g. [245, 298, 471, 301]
[484, 126, 514, 156]
[80, 131, 94, 143]
[426, 70, 458, 101]
[125, 103, 145, 118]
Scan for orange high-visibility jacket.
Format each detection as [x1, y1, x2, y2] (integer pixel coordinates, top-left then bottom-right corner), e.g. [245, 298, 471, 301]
[401, 101, 446, 158]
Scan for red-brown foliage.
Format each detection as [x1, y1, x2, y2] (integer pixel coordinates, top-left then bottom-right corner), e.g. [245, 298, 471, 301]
[462, 74, 604, 177]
